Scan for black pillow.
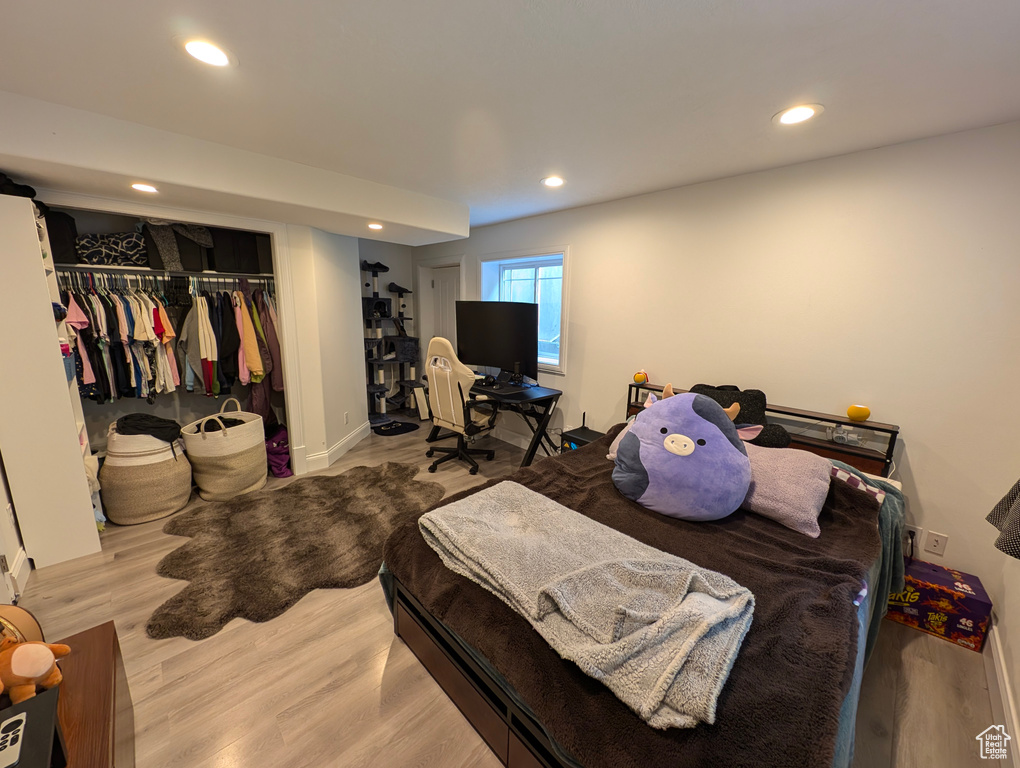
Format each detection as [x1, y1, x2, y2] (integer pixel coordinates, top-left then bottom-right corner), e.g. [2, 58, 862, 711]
[690, 384, 767, 424]
[689, 384, 791, 448]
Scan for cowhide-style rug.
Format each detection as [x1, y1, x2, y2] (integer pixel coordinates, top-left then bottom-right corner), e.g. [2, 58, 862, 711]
[146, 462, 445, 641]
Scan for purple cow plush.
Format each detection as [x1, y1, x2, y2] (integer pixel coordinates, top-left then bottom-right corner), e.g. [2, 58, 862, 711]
[612, 391, 751, 521]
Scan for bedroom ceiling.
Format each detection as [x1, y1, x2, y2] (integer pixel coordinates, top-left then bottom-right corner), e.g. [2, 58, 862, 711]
[1, 0, 1019, 228]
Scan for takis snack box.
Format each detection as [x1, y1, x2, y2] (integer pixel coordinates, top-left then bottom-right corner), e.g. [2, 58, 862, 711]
[886, 559, 991, 652]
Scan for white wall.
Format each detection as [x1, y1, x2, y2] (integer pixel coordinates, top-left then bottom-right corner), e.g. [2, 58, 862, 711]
[416, 121, 1020, 703]
[358, 239, 417, 306]
[312, 229, 370, 452]
[284, 226, 369, 471]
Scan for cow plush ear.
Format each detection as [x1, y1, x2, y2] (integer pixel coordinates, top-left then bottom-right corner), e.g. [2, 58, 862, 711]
[736, 425, 764, 441]
[644, 393, 658, 407]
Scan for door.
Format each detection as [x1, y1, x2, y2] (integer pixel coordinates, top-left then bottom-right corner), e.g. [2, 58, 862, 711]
[432, 266, 460, 349]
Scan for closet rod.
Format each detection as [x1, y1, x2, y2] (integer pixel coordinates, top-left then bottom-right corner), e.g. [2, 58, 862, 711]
[54, 265, 273, 280]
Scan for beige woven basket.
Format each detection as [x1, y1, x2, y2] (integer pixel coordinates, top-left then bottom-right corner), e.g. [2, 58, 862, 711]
[100, 425, 192, 525]
[182, 398, 267, 501]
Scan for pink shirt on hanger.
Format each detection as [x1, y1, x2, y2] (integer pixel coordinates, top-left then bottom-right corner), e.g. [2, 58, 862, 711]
[64, 295, 96, 385]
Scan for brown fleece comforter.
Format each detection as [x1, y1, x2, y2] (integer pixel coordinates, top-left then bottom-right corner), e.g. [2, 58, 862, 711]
[384, 426, 882, 768]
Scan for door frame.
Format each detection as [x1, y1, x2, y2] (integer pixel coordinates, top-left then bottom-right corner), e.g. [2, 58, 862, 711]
[415, 254, 467, 358]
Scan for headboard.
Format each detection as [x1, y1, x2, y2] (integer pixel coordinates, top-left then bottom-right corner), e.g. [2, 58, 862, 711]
[626, 383, 899, 477]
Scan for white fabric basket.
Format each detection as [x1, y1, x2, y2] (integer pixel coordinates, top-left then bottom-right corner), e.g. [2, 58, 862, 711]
[182, 398, 268, 501]
[101, 423, 191, 524]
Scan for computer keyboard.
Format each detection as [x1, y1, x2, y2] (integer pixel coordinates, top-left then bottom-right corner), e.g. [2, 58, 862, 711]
[475, 383, 530, 395]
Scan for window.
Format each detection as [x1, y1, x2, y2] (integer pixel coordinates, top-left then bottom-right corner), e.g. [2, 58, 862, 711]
[481, 251, 566, 373]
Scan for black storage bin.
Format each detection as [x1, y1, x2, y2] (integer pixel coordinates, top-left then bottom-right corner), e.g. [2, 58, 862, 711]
[45, 210, 78, 264]
[143, 224, 210, 272]
[209, 228, 260, 273]
[256, 233, 273, 273]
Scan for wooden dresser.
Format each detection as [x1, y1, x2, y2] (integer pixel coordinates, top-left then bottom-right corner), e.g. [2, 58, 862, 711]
[55, 622, 135, 768]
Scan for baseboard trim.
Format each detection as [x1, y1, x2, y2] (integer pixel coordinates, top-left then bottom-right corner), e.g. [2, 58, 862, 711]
[289, 443, 309, 476]
[985, 622, 1020, 767]
[303, 422, 372, 472]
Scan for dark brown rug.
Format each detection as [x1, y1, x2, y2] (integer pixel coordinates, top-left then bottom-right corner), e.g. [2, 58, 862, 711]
[146, 462, 445, 641]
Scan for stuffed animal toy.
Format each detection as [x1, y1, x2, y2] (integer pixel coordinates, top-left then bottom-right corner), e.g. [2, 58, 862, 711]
[612, 389, 751, 521]
[0, 638, 70, 704]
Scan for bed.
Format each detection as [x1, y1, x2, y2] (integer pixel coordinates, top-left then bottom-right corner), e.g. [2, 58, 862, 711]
[381, 422, 900, 768]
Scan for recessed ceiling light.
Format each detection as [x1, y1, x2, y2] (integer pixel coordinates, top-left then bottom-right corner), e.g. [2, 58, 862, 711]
[131, 183, 159, 193]
[184, 40, 231, 67]
[773, 104, 825, 125]
[368, 223, 383, 230]
[541, 176, 565, 187]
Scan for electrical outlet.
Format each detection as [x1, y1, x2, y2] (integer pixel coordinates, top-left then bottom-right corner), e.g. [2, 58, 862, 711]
[344, 412, 350, 425]
[904, 525, 923, 554]
[924, 530, 949, 557]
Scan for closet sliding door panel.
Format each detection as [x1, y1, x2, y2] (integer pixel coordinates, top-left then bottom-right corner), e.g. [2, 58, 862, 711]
[0, 196, 101, 568]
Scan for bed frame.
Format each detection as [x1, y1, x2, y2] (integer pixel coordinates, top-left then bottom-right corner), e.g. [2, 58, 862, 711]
[393, 577, 569, 768]
[394, 417, 900, 768]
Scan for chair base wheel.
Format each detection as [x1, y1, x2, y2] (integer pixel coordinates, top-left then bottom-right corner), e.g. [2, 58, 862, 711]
[426, 449, 435, 458]
[427, 465, 437, 473]
[469, 466, 479, 475]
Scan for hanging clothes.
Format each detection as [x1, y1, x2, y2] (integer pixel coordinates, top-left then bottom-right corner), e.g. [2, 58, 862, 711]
[64, 294, 96, 386]
[232, 292, 250, 386]
[175, 295, 204, 394]
[234, 290, 263, 380]
[254, 289, 284, 392]
[217, 292, 241, 385]
[56, 268, 280, 410]
[195, 294, 219, 397]
[249, 300, 274, 383]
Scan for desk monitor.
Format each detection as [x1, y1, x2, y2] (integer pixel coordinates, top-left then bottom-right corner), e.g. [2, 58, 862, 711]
[455, 301, 538, 381]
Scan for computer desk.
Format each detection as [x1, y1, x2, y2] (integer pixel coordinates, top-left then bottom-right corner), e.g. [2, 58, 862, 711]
[470, 383, 562, 467]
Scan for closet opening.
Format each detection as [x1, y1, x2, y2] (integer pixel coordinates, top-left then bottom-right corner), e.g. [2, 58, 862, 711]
[47, 205, 291, 474]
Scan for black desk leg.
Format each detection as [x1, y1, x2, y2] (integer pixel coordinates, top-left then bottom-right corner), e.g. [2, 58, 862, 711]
[518, 408, 559, 459]
[520, 395, 560, 467]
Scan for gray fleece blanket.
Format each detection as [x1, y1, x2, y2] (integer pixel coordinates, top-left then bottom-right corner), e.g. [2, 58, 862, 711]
[418, 481, 755, 729]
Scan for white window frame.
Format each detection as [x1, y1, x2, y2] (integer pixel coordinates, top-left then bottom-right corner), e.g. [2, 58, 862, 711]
[479, 246, 569, 376]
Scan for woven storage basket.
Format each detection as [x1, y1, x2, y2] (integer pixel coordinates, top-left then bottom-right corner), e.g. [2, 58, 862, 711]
[100, 425, 191, 525]
[182, 398, 267, 501]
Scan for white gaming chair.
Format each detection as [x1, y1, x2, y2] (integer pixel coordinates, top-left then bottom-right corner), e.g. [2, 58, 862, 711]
[424, 337, 499, 474]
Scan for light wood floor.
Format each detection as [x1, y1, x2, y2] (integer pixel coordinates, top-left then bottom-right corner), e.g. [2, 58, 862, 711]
[852, 620, 996, 768]
[19, 426, 996, 768]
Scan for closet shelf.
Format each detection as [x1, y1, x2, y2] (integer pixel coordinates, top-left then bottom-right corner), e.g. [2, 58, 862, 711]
[55, 264, 273, 280]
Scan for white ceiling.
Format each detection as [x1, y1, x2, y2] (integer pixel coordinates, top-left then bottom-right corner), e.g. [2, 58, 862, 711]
[2, 0, 1019, 228]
